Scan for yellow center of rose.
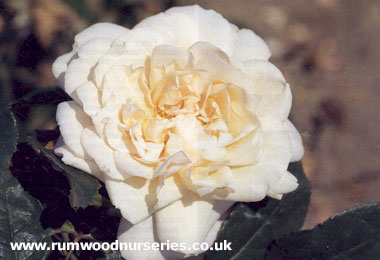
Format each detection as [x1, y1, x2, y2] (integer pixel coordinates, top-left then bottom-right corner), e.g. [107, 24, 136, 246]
[111, 43, 262, 195]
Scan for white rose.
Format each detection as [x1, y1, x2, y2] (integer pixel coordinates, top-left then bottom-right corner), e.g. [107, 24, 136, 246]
[53, 5, 304, 259]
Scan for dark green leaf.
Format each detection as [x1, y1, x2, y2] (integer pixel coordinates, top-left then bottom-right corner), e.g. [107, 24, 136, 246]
[0, 169, 52, 260]
[26, 134, 101, 210]
[265, 203, 380, 260]
[0, 104, 18, 170]
[11, 87, 70, 121]
[205, 162, 310, 260]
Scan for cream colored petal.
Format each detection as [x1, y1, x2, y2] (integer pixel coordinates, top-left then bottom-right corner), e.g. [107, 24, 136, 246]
[256, 83, 292, 121]
[105, 119, 129, 152]
[210, 163, 281, 201]
[232, 29, 271, 63]
[56, 101, 91, 158]
[154, 151, 191, 179]
[64, 57, 96, 96]
[134, 10, 196, 48]
[203, 209, 229, 248]
[155, 193, 233, 254]
[226, 128, 263, 166]
[105, 177, 157, 224]
[81, 128, 125, 180]
[75, 81, 101, 118]
[259, 119, 292, 172]
[74, 22, 128, 48]
[284, 119, 304, 162]
[117, 216, 185, 260]
[102, 66, 146, 112]
[77, 38, 112, 59]
[113, 151, 154, 179]
[151, 45, 192, 69]
[243, 59, 286, 91]
[54, 140, 103, 182]
[129, 122, 164, 163]
[267, 171, 299, 199]
[191, 166, 234, 196]
[155, 175, 186, 210]
[164, 5, 238, 55]
[188, 42, 229, 65]
[196, 51, 250, 89]
[52, 50, 76, 87]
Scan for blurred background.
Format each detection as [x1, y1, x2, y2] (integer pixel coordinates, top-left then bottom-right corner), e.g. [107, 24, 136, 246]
[1, 0, 380, 229]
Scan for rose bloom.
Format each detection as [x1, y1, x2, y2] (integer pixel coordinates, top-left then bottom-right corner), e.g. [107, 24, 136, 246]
[53, 5, 304, 259]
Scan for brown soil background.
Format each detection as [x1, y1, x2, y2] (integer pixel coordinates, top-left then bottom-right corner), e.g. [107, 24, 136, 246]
[1, 0, 380, 229]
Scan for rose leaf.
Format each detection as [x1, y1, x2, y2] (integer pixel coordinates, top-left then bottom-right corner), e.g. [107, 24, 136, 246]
[265, 203, 380, 260]
[204, 161, 310, 260]
[26, 134, 101, 210]
[0, 169, 52, 260]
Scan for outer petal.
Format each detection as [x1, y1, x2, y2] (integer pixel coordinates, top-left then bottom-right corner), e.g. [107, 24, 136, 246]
[267, 171, 299, 199]
[54, 138, 103, 182]
[259, 119, 292, 172]
[136, 5, 238, 55]
[209, 164, 280, 201]
[284, 119, 304, 162]
[243, 60, 292, 121]
[155, 192, 233, 254]
[104, 177, 156, 224]
[165, 5, 238, 55]
[75, 81, 101, 118]
[74, 22, 128, 48]
[232, 29, 271, 63]
[117, 216, 185, 260]
[81, 128, 125, 180]
[56, 101, 91, 158]
[52, 50, 76, 87]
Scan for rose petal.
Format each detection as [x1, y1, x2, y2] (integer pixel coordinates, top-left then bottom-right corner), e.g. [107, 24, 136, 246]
[113, 151, 155, 179]
[284, 119, 304, 162]
[155, 192, 232, 254]
[210, 163, 281, 201]
[232, 29, 271, 63]
[105, 176, 157, 224]
[54, 139, 103, 182]
[259, 119, 292, 171]
[52, 50, 76, 87]
[56, 101, 91, 158]
[74, 22, 128, 48]
[165, 5, 238, 55]
[117, 216, 185, 260]
[81, 128, 125, 180]
[267, 171, 299, 199]
[75, 81, 101, 118]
